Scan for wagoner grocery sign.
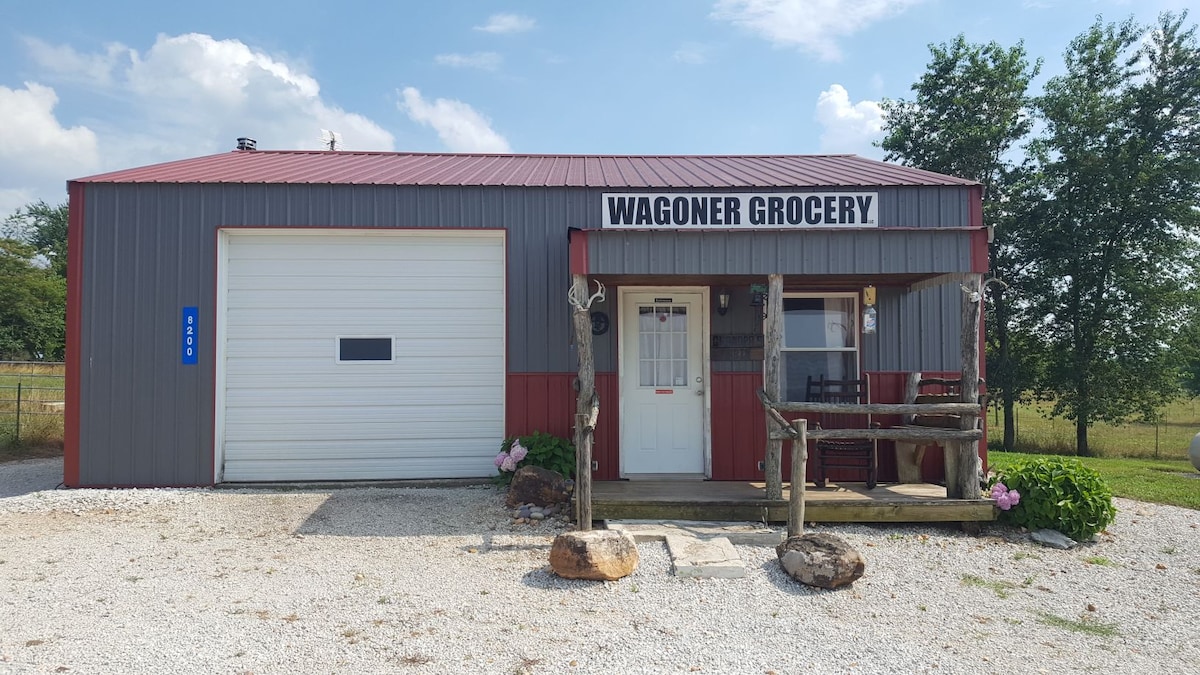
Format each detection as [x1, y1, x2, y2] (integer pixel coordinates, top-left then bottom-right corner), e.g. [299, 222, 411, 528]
[602, 192, 878, 229]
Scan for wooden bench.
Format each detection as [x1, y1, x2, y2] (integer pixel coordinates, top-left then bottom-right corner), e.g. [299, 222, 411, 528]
[893, 373, 984, 483]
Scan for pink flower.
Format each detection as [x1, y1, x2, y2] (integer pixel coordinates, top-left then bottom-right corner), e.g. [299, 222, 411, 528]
[509, 440, 528, 462]
[500, 456, 518, 473]
[494, 451, 509, 468]
[990, 482, 1008, 498]
[995, 492, 1013, 510]
[1007, 490, 1020, 506]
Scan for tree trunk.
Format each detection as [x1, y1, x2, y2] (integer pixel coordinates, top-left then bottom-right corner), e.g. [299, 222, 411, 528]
[951, 274, 983, 500]
[763, 274, 784, 500]
[996, 290, 1016, 452]
[570, 274, 596, 529]
[1076, 416, 1089, 458]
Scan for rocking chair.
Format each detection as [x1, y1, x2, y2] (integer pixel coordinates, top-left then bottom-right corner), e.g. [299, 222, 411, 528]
[807, 375, 879, 490]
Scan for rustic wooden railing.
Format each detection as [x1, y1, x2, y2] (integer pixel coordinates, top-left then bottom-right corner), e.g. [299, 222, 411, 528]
[756, 389, 983, 537]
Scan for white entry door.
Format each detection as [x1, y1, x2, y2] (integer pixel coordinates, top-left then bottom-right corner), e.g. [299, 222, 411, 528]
[620, 290, 707, 476]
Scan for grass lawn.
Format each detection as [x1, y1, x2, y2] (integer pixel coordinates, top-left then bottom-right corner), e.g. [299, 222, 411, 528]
[0, 362, 65, 460]
[988, 451, 1200, 510]
[987, 397, 1199, 461]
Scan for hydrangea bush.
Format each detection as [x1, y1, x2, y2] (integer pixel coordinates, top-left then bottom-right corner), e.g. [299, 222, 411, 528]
[493, 431, 575, 484]
[990, 456, 1117, 542]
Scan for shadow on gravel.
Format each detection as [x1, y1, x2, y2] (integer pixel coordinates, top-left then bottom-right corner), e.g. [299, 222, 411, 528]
[289, 487, 512, 538]
[519, 567, 592, 590]
[0, 457, 64, 499]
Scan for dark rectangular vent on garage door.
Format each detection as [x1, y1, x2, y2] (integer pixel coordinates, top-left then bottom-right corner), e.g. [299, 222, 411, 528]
[337, 337, 394, 363]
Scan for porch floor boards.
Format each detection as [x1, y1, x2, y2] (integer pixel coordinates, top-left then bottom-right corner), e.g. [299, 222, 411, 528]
[591, 481, 996, 523]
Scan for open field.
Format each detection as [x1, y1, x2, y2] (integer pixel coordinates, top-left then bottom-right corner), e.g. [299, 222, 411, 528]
[0, 361, 65, 459]
[987, 397, 1200, 460]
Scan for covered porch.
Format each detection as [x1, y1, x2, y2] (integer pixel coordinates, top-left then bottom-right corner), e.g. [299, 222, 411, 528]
[592, 479, 996, 523]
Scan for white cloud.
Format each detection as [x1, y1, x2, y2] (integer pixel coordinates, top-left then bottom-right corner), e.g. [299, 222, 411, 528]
[434, 52, 503, 70]
[398, 87, 511, 153]
[0, 82, 100, 209]
[474, 13, 536, 34]
[2, 33, 395, 217]
[814, 84, 884, 155]
[712, 0, 925, 61]
[673, 43, 709, 65]
[22, 37, 130, 86]
[36, 34, 392, 156]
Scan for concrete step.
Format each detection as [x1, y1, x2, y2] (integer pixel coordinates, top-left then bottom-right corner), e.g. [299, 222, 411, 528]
[665, 535, 745, 579]
[604, 519, 785, 546]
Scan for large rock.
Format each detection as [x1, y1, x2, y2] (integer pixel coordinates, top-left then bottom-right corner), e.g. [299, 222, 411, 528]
[549, 530, 639, 581]
[776, 533, 865, 589]
[506, 466, 569, 508]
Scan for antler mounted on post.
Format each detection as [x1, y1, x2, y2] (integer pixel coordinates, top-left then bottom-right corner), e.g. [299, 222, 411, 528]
[568, 279, 605, 311]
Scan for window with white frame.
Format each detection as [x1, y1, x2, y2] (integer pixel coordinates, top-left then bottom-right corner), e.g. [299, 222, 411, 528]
[780, 294, 859, 401]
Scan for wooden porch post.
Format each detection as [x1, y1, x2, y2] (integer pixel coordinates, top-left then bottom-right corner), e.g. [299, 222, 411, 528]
[764, 274, 784, 500]
[788, 419, 808, 537]
[950, 274, 983, 499]
[570, 274, 596, 530]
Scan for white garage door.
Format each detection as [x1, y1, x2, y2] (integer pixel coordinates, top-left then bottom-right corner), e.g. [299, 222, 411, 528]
[218, 229, 506, 482]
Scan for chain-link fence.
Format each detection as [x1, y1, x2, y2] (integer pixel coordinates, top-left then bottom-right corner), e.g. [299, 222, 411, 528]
[0, 361, 65, 446]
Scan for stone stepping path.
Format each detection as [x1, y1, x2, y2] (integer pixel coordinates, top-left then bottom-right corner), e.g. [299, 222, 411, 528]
[605, 520, 785, 579]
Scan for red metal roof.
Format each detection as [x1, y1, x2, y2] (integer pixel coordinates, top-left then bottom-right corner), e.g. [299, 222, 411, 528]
[71, 151, 978, 188]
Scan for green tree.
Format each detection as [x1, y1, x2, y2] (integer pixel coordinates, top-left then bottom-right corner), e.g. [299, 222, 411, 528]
[1176, 272, 1200, 397]
[2, 200, 68, 278]
[1025, 13, 1200, 455]
[878, 35, 1042, 451]
[0, 238, 67, 360]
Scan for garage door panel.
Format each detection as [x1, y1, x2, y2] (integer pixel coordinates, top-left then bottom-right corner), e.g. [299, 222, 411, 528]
[226, 388, 504, 408]
[224, 368, 502, 389]
[222, 455, 500, 482]
[225, 360, 501, 381]
[226, 255, 504, 279]
[224, 416, 503, 442]
[221, 230, 506, 482]
[228, 237, 503, 261]
[228, 273, 505, 293]
[227, 291, 503, 312]
[224, 322, 505, 339]
[225, 331, 501, 353]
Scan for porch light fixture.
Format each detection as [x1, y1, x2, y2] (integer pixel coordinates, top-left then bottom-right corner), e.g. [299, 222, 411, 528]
[862, 285, 877, 335]
[716, 288, 731, 316]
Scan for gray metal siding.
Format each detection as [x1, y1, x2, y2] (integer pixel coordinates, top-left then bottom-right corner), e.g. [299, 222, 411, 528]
[587, 229, 975, 276]
[865, 284, 961, 373]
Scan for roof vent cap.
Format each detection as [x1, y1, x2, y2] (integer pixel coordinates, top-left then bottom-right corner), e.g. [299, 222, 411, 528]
[236, 137, 257, 151]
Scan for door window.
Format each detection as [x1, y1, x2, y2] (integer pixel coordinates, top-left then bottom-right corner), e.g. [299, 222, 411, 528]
[780, 295, 858, 401]
[637, 305, 688, 387]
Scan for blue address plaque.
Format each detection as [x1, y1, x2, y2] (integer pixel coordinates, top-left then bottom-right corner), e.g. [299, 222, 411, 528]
[181, 307, 198, 365]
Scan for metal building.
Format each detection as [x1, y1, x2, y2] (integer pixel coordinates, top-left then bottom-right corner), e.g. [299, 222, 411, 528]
[65, 150, 984, 487]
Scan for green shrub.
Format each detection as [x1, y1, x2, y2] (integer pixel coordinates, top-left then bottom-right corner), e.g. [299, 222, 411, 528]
[494, 430, 575, 484]
[992, 456, 1117, 541]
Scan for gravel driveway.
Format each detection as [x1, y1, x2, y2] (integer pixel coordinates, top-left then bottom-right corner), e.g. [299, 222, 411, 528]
[1, 458, 1198, 674]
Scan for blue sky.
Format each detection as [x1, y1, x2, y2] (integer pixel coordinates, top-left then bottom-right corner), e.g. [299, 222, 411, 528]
[0, 0, 1190, 216]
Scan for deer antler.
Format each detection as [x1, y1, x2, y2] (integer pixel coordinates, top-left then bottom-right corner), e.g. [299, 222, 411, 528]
[568, 279, 606, 310]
